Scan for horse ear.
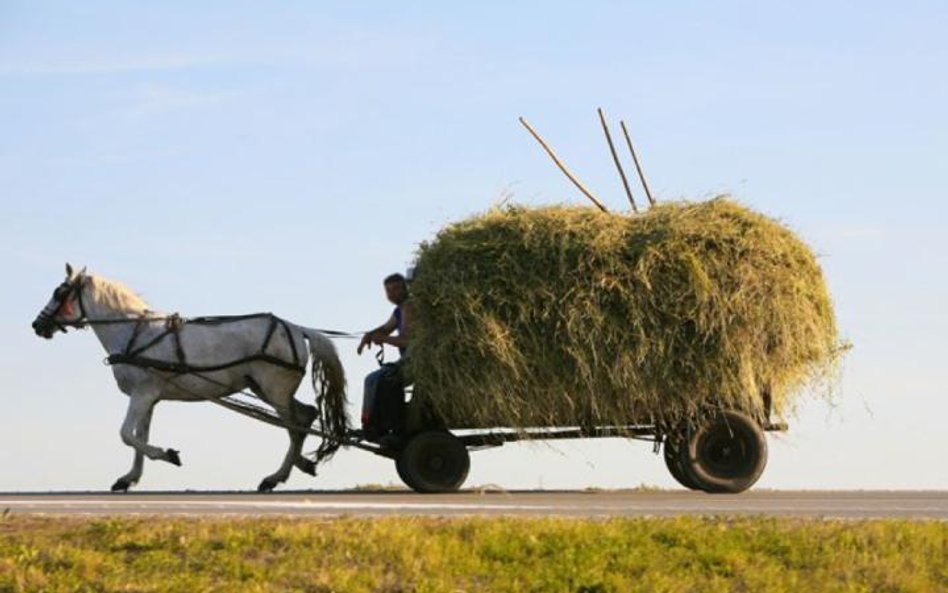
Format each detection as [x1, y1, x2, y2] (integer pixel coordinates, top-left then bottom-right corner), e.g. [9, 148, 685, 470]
[66, 263, 74, 277]
[78, 266, 87, 277]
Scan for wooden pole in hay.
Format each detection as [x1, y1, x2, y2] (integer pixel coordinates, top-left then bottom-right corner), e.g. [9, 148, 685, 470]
[597, 107, 638, 213]
[620, 120, 656, 206]
[519, 116, 609, 213]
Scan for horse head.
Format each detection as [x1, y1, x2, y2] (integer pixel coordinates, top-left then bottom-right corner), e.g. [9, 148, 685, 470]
[32, 263, 88, 339]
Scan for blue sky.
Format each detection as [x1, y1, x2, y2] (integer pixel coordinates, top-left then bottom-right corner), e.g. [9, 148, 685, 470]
[1, 1, 946, 491]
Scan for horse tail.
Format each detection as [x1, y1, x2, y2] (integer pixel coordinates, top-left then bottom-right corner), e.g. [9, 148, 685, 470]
[297, 326, 350, 465]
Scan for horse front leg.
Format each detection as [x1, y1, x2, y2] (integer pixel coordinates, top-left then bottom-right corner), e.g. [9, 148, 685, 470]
[111, 398, 156, 492]
[115, 394, 181, 487]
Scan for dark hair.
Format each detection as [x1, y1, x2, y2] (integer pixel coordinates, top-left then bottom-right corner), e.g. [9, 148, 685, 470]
[383, 273, 406, 285]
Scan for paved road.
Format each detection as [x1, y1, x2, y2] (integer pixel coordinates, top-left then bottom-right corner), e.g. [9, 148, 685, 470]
[1, 490, 945, 519]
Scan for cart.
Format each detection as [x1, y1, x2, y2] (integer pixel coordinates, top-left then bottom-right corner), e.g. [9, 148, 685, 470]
[353, 385, 787, 494]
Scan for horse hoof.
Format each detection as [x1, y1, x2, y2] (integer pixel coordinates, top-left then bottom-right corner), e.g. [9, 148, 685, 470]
[300, 404, 317, 427]
[257, 478, 277, 493]
[165, 449, 182, 466]
[111, 479, 130, 492]
[297, 459, 316, 476]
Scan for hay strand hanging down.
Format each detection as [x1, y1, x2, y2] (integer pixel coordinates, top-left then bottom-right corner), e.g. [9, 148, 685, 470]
[407, 198, 841, 430]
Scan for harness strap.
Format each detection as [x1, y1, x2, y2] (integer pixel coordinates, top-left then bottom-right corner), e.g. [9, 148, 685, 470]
[123, 314, 148, 356]
[258, 315, 301, 369]
[280, 318, 301, 368]
[124, 327, 175, 359]
[107, 353, 306, 375]
[109, 311, 310, 378]
[61, 278, 346, 376]
[313, 329, 360, 338]
[68, 304, 360, 340]
[172, 331, 186, 368]
[186, 313, 281, 325]
[260, 315, 279, 351]
[138, 366, 353, 452]
[75, 280, 87, 327]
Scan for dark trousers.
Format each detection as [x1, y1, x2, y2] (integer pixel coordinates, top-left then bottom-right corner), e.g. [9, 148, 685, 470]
[361, 363, 406, 437]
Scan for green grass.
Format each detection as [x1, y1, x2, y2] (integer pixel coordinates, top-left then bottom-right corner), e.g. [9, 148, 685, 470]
[1, 515, 944, 592]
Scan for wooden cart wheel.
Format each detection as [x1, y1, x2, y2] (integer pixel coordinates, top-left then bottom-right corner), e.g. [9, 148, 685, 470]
[396, 431, 470, 493]
[680, 410, 768, 494]
[663, 435, 702, 490]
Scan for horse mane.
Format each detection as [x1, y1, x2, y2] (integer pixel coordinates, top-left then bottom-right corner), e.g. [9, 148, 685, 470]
[86, 274, 151, 315]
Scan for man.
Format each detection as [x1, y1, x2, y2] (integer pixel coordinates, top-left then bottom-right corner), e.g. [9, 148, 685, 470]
[356, 273, 413, 441]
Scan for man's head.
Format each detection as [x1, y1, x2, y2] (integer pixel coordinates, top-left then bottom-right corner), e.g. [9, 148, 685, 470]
[383, 273, 408, 305]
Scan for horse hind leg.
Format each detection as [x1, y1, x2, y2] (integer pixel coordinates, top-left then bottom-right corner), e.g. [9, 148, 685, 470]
[293, 401, 318, 476]
[258, 407, 302, 492]
[248, 375, 313, 492]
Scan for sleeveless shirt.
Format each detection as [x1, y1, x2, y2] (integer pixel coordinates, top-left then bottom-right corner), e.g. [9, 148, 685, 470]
[393, 306, 406, 356]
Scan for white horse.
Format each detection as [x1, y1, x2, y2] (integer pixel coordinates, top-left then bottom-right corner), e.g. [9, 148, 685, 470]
[31, 264, 349, 492]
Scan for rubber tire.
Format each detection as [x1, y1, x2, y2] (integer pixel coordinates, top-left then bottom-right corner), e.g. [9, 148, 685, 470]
[680, 411, 768, 494]
[395, 454, 411, 488]
[396, 431, 470, 493]
[663, 435, 702, 490]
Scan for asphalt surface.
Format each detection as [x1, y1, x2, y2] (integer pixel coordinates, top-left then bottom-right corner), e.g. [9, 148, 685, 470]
[1, 490, 945, 519]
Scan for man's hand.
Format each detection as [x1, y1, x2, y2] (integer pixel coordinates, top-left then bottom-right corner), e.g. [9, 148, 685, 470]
[357, 313, 398, 355]
[357, 332, 375, 355]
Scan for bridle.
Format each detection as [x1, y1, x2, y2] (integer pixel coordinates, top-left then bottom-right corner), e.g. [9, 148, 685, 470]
[34, 276, 156, 335]
[34, 277, 88, 334]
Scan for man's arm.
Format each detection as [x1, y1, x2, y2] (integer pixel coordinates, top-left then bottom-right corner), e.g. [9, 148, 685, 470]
[357, 314, 398, 355]
[375, 301, 413, 350]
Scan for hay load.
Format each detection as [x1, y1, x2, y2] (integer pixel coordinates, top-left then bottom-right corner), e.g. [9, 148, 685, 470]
[407, 198, 840, 429]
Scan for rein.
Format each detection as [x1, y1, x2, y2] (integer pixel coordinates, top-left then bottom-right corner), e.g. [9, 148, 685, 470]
[51, 280, 360, 336]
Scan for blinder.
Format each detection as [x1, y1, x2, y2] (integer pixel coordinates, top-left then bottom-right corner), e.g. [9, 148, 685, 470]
[33, 277, 88, 335]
